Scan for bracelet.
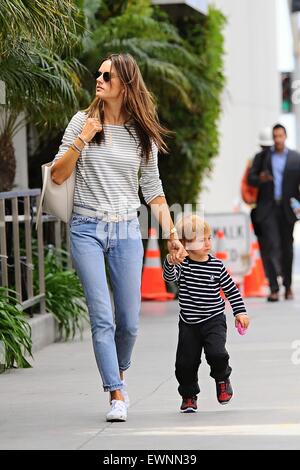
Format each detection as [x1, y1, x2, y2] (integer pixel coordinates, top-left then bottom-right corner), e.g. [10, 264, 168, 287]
[163, 227, 178, 239]
[71, 142, 82, 154]
[77, 134, 88, 146]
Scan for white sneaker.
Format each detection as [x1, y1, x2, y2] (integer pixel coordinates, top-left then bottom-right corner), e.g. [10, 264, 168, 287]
[106, 400, 127, 422]
[121, 381, 130, 408]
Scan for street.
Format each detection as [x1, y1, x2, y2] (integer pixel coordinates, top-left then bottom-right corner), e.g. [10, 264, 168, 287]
[1, 284, 300, 450]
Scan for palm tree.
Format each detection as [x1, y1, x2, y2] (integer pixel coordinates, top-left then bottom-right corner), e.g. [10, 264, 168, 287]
[0, 0, 86, 191]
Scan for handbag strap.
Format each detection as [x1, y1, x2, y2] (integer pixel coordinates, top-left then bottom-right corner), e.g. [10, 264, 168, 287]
[35, 115, 87, 230]
[35, 163, 51, 230]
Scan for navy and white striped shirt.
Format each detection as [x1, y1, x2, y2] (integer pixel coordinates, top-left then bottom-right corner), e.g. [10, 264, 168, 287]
[163, 254, 247, 324]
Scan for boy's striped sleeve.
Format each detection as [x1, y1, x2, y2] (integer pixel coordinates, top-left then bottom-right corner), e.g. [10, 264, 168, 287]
[220, 264, 247, 316]
[162, 257, 182, 282]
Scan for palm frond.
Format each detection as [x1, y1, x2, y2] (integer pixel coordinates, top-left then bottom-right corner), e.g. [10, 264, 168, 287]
[99, 38, 194, 108]
[92, 12, 181, 44]
[120, 38, 200, 69]
[0, 40, 87, 130]
[0, 0, 85, 54]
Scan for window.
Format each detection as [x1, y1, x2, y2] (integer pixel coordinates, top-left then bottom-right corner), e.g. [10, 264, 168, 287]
[282, 72, 292, 113]
[292, 0, 300, 13]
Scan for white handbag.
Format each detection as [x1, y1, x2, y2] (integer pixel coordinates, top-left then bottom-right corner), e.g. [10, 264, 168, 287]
[35, 162, 75, 229]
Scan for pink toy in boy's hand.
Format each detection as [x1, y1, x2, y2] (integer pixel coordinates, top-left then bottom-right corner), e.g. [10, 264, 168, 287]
[236, 322, 247, 335]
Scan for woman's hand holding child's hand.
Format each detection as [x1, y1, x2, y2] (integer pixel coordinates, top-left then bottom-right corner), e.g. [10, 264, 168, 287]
[167, 240, 188, 265]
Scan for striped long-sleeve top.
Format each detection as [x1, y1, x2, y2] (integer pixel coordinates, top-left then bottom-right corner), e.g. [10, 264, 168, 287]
[163, 254, 247, 324]
[53, 111, 165, 214]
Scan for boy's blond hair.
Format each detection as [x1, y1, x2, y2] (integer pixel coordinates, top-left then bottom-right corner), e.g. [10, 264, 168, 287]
[175, 214, 211, 244]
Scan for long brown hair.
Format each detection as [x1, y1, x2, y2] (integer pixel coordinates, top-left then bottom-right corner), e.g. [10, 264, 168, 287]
[84, 53, 170, 162]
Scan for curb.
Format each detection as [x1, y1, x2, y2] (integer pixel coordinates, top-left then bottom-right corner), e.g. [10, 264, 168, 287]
[27, 290, 111, 353]
[28, 313, 60, 353]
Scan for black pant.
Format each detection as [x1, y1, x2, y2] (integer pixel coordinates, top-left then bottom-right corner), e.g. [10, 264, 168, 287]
[175, 314, 232, 398]
[251, 208, 270, 280]
[259, 204, 295, 292]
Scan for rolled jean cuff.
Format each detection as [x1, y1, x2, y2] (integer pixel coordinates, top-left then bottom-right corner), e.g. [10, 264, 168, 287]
[103, 382, 123, 392]
[119, 362, 131, 372]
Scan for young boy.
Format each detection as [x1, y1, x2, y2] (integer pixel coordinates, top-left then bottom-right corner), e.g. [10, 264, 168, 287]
[163, 215, 249, 413]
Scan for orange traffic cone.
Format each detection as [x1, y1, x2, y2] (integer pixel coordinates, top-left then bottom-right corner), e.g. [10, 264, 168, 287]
[249, 224, 269, 287]
[252, 240, 268, 287]
[141, 228, 175, 301]
[243, 266, 266, 298]
[214, 230, 241, 298]
[215, 230, 228, 262]
[242, 224, 267, 297]
[214, 230, 229, 299]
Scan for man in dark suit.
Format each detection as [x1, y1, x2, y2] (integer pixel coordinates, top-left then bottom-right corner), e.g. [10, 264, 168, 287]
[249, 128, 273, 282]
[248, 124, 300, 302]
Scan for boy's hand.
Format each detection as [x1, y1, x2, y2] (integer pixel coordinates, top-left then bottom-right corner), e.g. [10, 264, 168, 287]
[166, 253, 175, 265]
[167, 239, 188, 264]
[235, 314, 250, 329]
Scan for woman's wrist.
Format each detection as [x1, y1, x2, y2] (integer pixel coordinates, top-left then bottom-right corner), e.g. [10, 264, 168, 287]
[168, 233, 179, 241]
[78, 134, 89, 146]
[163, 227, 178, 240]
[70, 137, 85, 155]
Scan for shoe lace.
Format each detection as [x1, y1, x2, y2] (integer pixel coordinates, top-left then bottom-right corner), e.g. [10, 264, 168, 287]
[110, 399, 126, 412]
[184, 397, 196, 406]
[218, 381, 229, 400]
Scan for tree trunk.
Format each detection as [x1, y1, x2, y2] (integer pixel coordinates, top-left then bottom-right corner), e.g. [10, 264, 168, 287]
[0, 132, 16, 192]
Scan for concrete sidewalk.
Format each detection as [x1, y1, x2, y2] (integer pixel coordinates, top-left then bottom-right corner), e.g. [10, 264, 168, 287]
[1, 285, 300, 450]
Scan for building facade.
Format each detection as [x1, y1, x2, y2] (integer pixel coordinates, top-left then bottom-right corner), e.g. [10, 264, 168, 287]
[201, 0, 282, 213]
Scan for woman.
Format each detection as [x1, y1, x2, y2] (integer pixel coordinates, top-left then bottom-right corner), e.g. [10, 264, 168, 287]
[51, 53, 186, 422]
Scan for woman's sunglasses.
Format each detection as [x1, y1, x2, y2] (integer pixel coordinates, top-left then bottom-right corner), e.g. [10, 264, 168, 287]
[94, 71, 114, 82]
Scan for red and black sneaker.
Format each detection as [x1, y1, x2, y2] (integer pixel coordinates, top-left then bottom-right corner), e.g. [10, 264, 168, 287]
[216, 379, 233, 405]
[180, 396, 198, 413]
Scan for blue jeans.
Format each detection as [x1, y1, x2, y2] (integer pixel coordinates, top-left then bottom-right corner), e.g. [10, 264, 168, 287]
[69, 213, 144, 392]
